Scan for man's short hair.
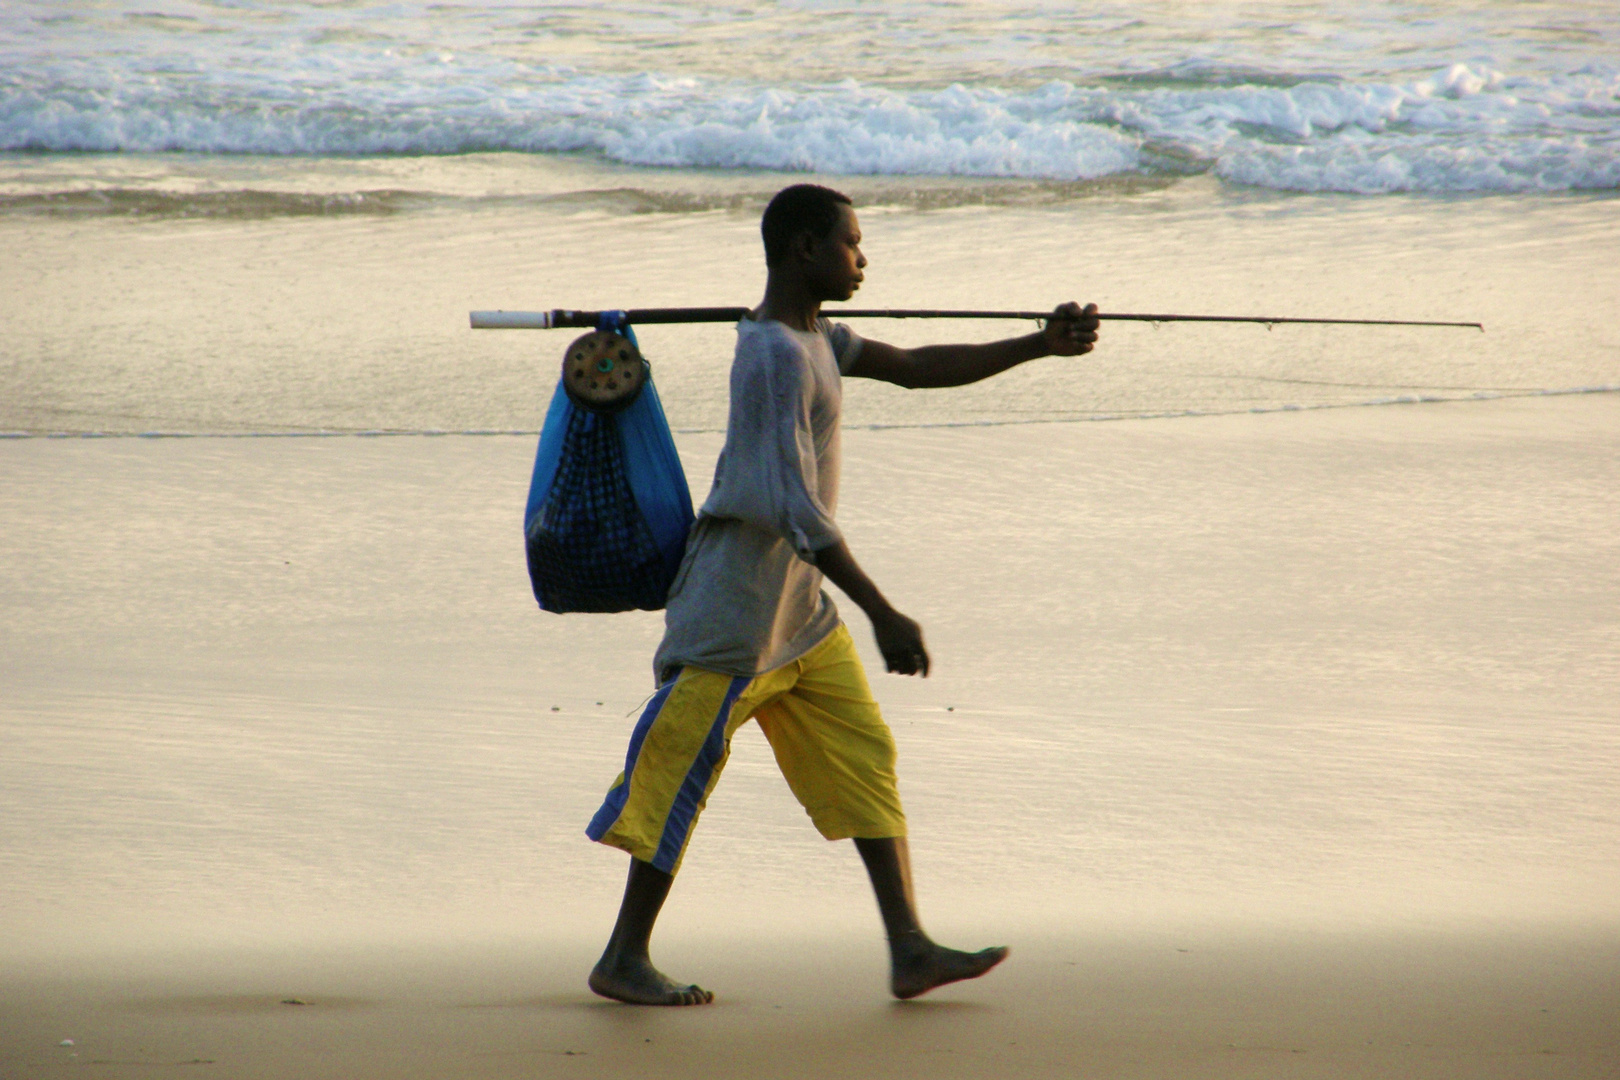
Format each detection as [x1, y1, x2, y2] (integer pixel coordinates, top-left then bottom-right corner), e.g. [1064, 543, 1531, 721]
[761, 184, 852, 266]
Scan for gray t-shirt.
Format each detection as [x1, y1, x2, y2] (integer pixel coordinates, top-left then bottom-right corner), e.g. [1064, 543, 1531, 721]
[654, 316, 864, 681]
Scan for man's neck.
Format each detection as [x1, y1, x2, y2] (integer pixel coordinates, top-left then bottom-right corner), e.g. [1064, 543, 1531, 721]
[753, 276, 821, 332]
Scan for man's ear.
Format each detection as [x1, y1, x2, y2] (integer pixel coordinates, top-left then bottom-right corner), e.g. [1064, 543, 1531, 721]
[790, 227, 819, 263]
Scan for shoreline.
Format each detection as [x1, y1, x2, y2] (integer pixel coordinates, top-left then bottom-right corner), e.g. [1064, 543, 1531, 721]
[2, 382, 1617, 441]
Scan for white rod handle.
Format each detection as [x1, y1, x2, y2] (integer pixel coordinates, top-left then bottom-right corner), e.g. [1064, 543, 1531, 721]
[470, 310, 556, 329]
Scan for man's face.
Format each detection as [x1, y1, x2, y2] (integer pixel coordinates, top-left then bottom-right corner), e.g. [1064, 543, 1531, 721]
[804, 204, 866, 302]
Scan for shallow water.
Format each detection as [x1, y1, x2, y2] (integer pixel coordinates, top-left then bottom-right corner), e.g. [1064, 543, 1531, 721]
[3, 168, 1616, 436]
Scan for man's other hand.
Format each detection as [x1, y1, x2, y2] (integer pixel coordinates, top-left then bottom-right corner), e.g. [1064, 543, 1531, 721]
[1044, 301, 1099, 356]
[873, 608, 931, 677]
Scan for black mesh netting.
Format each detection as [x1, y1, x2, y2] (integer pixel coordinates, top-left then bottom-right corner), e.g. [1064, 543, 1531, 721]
[525, 406, 672, 613]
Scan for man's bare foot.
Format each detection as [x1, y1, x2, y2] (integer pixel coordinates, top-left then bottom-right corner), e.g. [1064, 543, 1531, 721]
[589, 953, 713, 1006]
[890, 936, 1009, 1000]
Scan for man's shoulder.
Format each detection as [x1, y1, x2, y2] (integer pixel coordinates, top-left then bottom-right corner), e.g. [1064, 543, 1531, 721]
[736, 317, 809, 353]
[732, 319, 820, 382]
[734, 317, 849, 367]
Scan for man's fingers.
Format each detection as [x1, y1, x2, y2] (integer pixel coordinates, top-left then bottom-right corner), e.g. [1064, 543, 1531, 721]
[1047, 301, 1100, 355]
[875, 610, 928, 676]
[1069, 303, 1099, 331]
[880, 642, 930, 677]
[885, 649, 929, 676]
[894, 647, 927, 677]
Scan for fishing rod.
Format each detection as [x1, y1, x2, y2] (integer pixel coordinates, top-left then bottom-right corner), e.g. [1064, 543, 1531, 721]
[470, 307, 1484, 330]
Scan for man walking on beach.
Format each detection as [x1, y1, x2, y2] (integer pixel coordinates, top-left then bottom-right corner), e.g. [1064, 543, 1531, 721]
[585, 184, 1100, 1005]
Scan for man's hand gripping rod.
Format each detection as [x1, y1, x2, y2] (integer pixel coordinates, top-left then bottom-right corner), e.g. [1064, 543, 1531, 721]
[470, 308, 1484, 330]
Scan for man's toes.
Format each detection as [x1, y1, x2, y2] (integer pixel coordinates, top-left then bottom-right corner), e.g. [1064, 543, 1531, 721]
[959, 945, 1008, 978]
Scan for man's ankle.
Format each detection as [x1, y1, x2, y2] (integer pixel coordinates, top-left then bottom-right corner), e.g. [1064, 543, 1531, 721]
[887, 927, 930, 958]
[597, 945, 647, 970]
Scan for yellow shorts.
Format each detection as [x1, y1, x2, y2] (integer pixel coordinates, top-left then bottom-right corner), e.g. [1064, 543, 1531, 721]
[586, 624, 906, 874]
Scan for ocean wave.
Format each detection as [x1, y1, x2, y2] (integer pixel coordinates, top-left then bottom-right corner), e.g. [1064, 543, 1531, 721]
[2, 59, 1616, 194]
[0, 188, 427, 218]
[0, 177, 1189, 220]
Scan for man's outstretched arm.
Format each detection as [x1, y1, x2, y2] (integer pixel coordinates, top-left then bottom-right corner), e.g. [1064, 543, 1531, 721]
[845, 301, 1099, 389]
[813, 540, 930, 677]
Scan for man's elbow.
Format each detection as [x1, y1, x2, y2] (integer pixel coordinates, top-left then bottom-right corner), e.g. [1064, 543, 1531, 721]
[884, 359, 933, 390]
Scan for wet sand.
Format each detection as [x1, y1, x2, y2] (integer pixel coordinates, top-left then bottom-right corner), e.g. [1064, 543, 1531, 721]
[5, 175, 1617, 437]
[4, 925, 1619, 1080]
[3, 393, 1618, 1077]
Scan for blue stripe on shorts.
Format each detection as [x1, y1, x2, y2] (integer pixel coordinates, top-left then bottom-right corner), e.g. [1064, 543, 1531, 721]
[585, 677, 679, 844]
[652, 675, 749, 872]
[585, 672, 750, 873]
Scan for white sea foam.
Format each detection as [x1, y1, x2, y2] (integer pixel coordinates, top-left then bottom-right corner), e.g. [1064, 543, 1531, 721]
[4, 64, 1617, 194]
[2, 2, 1616, 194]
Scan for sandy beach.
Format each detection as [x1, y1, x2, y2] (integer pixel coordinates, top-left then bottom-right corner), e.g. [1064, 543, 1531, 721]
[6, 3, 1618, 1075]
[4, 392, 1617, 1078]
[4, 924, 1617, 1079]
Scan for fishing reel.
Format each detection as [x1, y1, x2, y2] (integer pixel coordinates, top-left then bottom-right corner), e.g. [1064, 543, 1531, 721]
[561, 329, 648, 412]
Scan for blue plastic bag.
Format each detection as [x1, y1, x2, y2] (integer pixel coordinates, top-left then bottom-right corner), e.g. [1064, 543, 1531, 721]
[523, 323, 695, 613]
